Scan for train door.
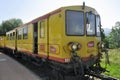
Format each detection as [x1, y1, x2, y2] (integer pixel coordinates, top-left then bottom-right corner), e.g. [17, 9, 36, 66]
[38, 20, 49, 58]
[33, 22, 38, 54]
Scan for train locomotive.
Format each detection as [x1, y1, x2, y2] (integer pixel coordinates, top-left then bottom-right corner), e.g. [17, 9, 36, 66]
[0, 3, 117, 80]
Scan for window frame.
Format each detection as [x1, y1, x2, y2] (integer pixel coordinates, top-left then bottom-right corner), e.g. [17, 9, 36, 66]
[23, 26, 28, 39]
[18, 28, 23, 40]
[10, 33, 13, 40]
[7, 34, 9, 40]
[65, 10, 85, 36]
[96, 15, 101, 37]
[86, 12, 96, 36]
[12, 32, 15, 40]
[40, 21, 45, 38]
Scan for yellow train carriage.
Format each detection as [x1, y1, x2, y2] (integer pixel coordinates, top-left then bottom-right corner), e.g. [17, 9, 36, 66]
[31, 6, 101, 64]
[0, 35, 6, 49]
[15, 5, 101, 65]
[6, 29, 17, 52]
[7, 5, 101, 67]
[13, 6, 100, 63]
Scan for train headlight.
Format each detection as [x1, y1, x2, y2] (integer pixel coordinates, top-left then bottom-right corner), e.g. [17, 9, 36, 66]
[68, 42, 81, 51]
[71, 44, 77, 50]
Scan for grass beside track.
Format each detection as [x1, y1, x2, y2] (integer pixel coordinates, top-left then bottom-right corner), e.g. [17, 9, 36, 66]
[101, 49, 120, 79]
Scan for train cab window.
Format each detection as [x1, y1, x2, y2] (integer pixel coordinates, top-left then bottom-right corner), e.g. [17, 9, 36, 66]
[23, 27, 28, 39]
[66, 10, 84, 36]
[40, 21, 45, 38]
[86, 12, 95, 35]
[96, 15, 101, 37]
[18, 28, 23, 40]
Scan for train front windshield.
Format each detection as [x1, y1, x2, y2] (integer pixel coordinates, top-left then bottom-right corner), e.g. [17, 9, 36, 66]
[66, 11, 101, 37]
[66, 10, 84, 36]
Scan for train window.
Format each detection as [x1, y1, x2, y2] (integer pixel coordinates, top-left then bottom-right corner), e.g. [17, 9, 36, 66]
[66, 10, 84, 36]
[13, 32, 15, 40]
[96, 15, 101, 37]
[86, 12, 95, 35]
[7, 34, 9, 40]
[10, 33, 12, 40]
[40, 21, 45, 38]
[18, 28, 23, 40]
[23, 27, 28, 39]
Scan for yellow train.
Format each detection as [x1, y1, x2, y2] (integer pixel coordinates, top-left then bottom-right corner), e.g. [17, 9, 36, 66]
[0, 3, 115, 80]
[0, 35, 6, 49]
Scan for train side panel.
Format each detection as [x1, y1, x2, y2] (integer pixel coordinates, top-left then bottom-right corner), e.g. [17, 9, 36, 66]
[47, 9, 63, 61]
[38, 19, 48, 58]
[6, 29, 16, 51]
[37, 9, 64, 61]
[17, 24, 33, 54]
[0, 36, 6, 49]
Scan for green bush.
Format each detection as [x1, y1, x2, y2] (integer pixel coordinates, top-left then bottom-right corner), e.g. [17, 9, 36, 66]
[101, 49, 120, 79]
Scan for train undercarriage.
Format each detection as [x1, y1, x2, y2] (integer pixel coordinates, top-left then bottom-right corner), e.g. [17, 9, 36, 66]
[49, 60, 118, 80]
[1, 48, 118, 80]
[48, 51, 118, 80]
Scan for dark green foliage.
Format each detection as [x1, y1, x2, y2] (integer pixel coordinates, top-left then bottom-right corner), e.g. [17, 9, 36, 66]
[107, 22, 120, 49]
[101, 28, 110, 48]
[0, 18, 23, 35]
[101, 28, 105, 41]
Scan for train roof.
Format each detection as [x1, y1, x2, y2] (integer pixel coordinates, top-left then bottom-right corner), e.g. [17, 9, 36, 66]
[6, 5, 99, 31]
[6, 28, 16, 34]
[22, 5, 98, 26]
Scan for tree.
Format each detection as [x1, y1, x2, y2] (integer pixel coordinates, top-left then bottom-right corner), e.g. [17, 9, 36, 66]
[0, 18, 23, 35]
[108, 21, 120, 48]
[0, 25, 3, 35]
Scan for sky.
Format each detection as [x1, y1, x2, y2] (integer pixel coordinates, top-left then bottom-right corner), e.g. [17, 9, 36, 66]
[0, 0, 120, 29]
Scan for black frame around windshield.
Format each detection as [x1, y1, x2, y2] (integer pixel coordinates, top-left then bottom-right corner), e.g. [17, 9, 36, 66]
[96, 15, 101, 37]
[66, 10, 84, 36]
[86, 12, 96, 36]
